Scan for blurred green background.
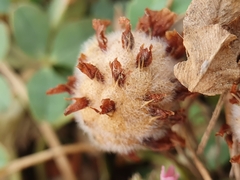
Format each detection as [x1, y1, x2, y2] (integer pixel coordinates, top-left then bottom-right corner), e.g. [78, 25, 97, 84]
[0, 0, 232, 179]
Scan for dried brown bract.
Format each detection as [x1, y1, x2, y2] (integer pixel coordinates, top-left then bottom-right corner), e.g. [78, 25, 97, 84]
[92, 19, 111, 51]
[119, 17, 134, 50]
[109, 58, 126, 87]
[165, 30, 185, 59]
[64, 97, 89, 115]
[136, 44, 153, 68]
[137, 8, 176, 37]
[46, 76, 76, 95]
[174, 0, 240, 96]
[77, 60, 104, 82]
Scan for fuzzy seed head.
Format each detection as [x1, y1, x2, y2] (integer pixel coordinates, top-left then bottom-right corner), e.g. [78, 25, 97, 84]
[48, 8, 187, 154]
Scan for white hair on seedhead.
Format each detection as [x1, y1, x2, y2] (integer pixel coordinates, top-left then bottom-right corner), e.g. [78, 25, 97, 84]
[229, 103, 240, 142]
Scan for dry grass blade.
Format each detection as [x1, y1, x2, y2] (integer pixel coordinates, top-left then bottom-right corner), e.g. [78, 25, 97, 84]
[197, 92, 227, 154]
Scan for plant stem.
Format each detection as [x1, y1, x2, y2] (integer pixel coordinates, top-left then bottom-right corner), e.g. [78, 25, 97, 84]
[0, 143, 97, 179]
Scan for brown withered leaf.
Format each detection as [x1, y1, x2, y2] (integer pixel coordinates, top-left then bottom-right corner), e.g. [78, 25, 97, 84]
[137, 8, 176, 37]
[119, 17, 134, 50]
[174, 0, 240, 96]
[46, 76, 76, 95]
[77, 61, 104, 82]
[64, 97, 89, 115]
[92, 19, 111, 51]
[109, 58, 126, 87]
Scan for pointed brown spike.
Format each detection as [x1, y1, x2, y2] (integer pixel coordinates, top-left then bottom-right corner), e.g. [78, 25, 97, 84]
[64, 97, 89, 115]
[92, 19, 111, 51]
[143, 93, 165, 102]
[148, 105, 174, 119]
[136, 44, 153, 68]
[46, 76, 76, 95]
[137, 8, 176, 37]
[77, 61, 104, 82]
[109, 58, 126, 87]
[165, 30, 185, 59]
[215, 124, 231, 137]
[100, 98, 115, 114]
[119, 17, 134, 50]
[78, 53, 87, 62]
[230, 154, 240, 163]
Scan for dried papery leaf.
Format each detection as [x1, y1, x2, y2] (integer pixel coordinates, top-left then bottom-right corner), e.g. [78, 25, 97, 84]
[92, 19, 111, 51]
[165, 30, 185, 59]
[46, 76, 76, 95]
[77, 61, 104, 82]
[119, 17, 134, 50]
[136, 44, 153, 68]
[183, 0, 240, 34]
[64, 97, 89, 115]
[174, 24, 239, 95]
[109, 58, 126, 87]
[174, 0, 240, 96]
[137, 8, 176, 37]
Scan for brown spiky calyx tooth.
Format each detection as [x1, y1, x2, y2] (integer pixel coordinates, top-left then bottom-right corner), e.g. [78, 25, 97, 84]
[109, 58, 126, 87]
[215, 124, 231, 137]
[46, 76, 76, 95]
[229, 81, 240, 104]
[92, 19, 111, 51]
[137, 8, 176, 37]
[78, 53, 87, 62]
[119, 17, 134, 50]
[91, 98, 116, 115]
[143, 130, 185, 151]
[143, 93, 166, 102]
[136, 44, 153, 68]
[165, 30, 185, 59]
[148, 105, 174, 119]
[77, 58, 104, 82]
[64, 97, 89, 115]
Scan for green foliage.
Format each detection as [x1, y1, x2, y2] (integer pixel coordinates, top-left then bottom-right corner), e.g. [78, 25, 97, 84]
[171, 0, 192, 14]
[0, 75, 11, 112]
[27, 68, 68, 126]
[47, 0, 68, 29]
[0, 21, 10, 59]
[12, 4, 49, 59]
[90, 0, 114, 19]
[0, 143, 9, 168]
[50, 19, 94, 68]
[0, 0, 10, 13]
